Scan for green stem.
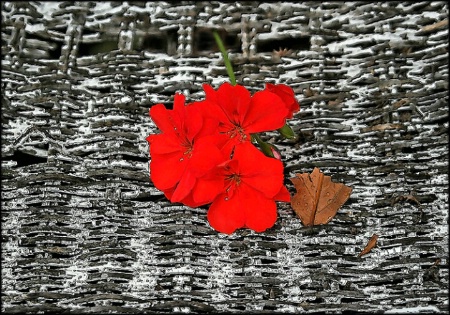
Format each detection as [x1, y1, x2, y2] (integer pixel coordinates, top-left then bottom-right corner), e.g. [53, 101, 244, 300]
[252, 133, 276, 158]
[251, 133, 264, 145]
[213, 31, 236, 85]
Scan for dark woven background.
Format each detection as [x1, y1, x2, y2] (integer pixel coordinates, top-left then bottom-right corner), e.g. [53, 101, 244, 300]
[1, 1, 449, 314]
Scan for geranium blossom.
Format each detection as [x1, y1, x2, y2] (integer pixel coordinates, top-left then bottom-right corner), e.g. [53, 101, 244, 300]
[202, 82, 290, 155]
[265, 83, 300, 119]
[147, 81, 298, 234]
[146, 93, 226, 205]
[205, 142, 290, 234]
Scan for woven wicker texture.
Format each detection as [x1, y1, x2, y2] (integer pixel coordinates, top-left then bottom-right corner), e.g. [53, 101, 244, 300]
[1, 1, 449, 313]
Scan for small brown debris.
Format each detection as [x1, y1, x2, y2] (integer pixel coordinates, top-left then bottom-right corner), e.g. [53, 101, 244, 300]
[269, 288, 275, 299]
[402, 47, 413, 55]
[391, 194, 421, 207]
[328, 98, 343, 107]
[432, 258, 441, 266]
[424, 258, 441, 282]
[361, 123, 405, 133]
[273, 47, 293, 58]
[392, 98, 409, 109]
[358, 234, 379, 257]
[303, 87, 316, 97]
[392, 193, 425, 223]
[421, 19, 448, 33]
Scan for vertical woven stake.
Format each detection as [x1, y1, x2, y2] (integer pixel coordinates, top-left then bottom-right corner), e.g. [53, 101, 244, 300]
[248, 15, 258, 57]
[185, 26, 193, 55]
[240, 15, 250, 58]
[177, 25, 187, 55]
[60, 4, 87, 73]
[118, 21, 134, 51]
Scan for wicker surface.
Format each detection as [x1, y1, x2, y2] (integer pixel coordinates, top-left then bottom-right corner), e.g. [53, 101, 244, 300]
[1, 1, 449, 313]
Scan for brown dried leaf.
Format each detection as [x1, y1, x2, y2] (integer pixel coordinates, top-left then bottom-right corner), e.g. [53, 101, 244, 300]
[358, 234, 379, 257]
[290, 167, 352, 226]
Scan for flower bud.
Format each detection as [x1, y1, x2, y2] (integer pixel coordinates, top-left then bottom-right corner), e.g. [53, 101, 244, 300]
[269, 144, 282, 160]
[258, 141, 282, 160]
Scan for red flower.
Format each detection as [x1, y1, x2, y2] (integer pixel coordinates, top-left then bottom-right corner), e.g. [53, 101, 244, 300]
[202, 82, 290, 155]
[265, 83, 300, 119]
[147, 93, 226, 206]
[146, 82, 298, 234]
[205, 142, 290, 234]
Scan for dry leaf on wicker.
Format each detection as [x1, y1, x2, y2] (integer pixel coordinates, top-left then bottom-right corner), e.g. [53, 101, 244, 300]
[358, 234, 379, 257]
[290, 167, 352, 226]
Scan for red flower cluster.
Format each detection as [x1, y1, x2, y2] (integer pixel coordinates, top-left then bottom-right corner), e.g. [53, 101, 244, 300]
[147, 82, 299, 234]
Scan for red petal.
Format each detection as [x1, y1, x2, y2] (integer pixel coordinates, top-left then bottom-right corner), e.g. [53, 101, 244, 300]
[207, 192, 246, 234]
[238, 183, 278, 232]
[183, 102, 204, 141]
[274, 184, 291, 202]
[219, 136, 242, 159]
[226, 84, 252, 124]
[167, 186, 210, 209]
[189, 135, 228, 177]
[150, 152, 187, 190]
[265, 83, 300, 119]
[243, 90, 289, 133]
[178, 193, 200, 208]
[188, 161, 228, 206]
[233, 142, 285, 198]
[171, 93, 205, 141]
[202, 83, 218, 104]
[202, 84, 242, 140]
[171, 170, 196, 203]
[191, 174, 225, 206]
[164, 185, 202, 208]
[211, 83, 251, 125]
[173, 93, 186, 117]
[149, 134, 182, 155]
[163, 186, 175, 200]
[191, 101, 221, 139]
[149, 104, 176, 134]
